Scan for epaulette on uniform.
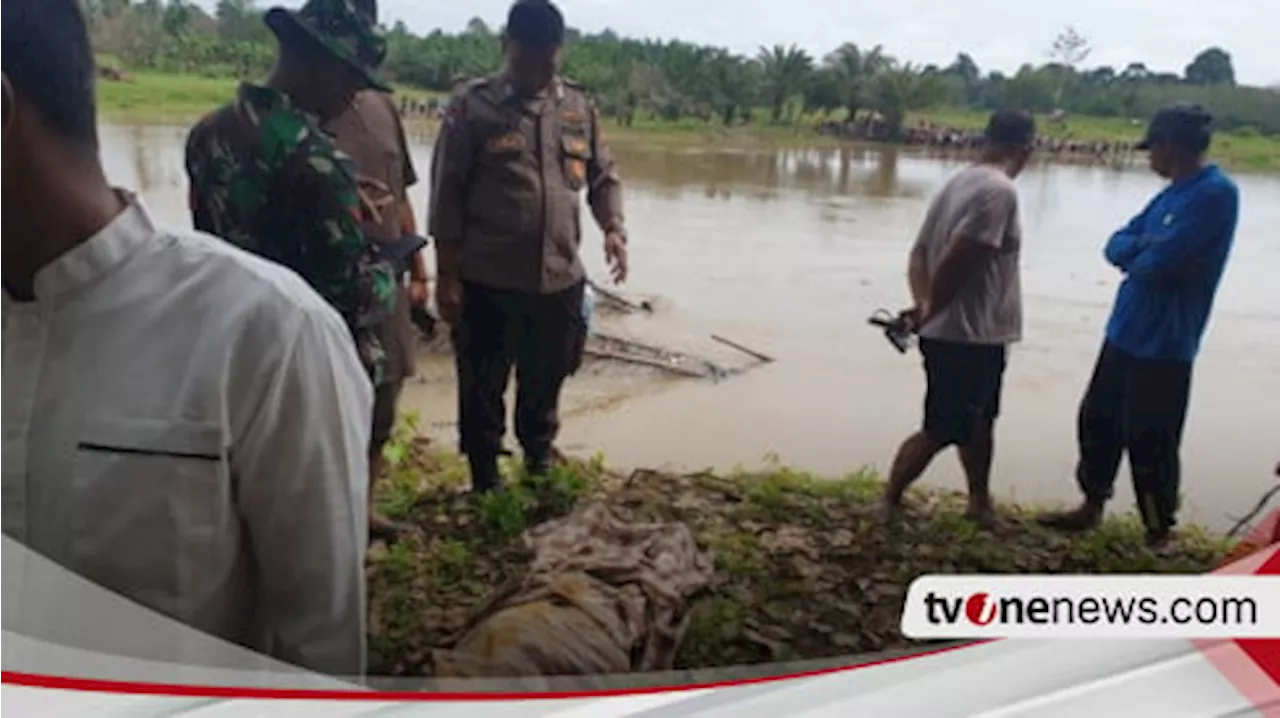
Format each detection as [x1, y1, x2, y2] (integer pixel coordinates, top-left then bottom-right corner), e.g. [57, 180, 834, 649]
[460, 75, 495, 94]
[441, 76, 494, 120]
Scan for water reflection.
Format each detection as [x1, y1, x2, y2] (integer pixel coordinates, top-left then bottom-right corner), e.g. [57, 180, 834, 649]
[604, 145, 927, 202]
[105, 123, 930, 228]
[100, 122, 1280, 321]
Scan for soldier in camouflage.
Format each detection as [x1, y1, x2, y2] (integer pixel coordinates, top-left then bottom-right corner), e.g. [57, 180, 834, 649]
[429, 0, 628, 493]
[184, 0, 396, 385]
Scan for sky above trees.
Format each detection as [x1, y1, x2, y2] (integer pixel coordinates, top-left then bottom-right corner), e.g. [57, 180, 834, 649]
[191, 0, 1277, 86]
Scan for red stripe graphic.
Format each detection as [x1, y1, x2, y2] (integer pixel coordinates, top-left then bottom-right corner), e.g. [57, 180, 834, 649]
[1197, 514, 1280, 712]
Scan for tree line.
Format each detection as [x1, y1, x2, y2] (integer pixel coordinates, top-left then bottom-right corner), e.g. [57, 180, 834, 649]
[84, 0, 1280, 139]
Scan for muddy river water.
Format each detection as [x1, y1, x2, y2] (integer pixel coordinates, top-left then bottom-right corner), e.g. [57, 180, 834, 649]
[101, 124, 1280, 530]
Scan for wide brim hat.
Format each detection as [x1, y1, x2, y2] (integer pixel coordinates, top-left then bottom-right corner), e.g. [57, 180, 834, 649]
[264, 0, 392, 92]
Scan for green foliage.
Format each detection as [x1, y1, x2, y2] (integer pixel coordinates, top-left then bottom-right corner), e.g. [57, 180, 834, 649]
[89, 2, 1280, 148]
[1185, 47, 1236, 87]
[476, 488, 533, 541]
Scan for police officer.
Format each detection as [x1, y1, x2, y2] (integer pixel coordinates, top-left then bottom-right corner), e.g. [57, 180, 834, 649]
[428, 0, 628, 493]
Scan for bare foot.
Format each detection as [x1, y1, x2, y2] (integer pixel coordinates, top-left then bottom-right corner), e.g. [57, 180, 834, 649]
[880, 498, 905, 530]
[963, 505, 1002, 531]
[369, 514, 414, 545]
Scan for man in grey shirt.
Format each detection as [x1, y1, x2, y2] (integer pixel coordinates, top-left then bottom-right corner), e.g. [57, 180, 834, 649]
[882, 110, 1036, 526]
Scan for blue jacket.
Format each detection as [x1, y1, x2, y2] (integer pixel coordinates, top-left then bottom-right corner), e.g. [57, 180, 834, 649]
[1103, 164, 1240, 362]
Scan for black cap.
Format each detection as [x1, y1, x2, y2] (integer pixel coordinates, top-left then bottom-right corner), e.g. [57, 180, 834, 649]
[1135, 104, 1213, 152]
[506, 0, 565, 48]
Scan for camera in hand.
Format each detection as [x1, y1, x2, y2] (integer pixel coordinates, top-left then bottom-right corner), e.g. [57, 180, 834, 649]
[868, 309, 915, 354]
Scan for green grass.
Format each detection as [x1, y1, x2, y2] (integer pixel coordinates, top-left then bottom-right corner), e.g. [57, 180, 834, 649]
[98, 72, 240, 123]
[95, 70, 447, 124]
[364, 414, 1237, 677]
[95, 72, 1280, 170]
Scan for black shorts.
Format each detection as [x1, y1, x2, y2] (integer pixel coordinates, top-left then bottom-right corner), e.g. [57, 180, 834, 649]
[919, 337, 1007, 446]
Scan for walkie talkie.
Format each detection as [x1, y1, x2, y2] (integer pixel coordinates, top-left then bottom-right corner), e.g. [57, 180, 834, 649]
[868, 309, 915, 354]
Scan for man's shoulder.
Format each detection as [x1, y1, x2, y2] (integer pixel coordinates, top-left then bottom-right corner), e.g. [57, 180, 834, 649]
[560, 76, 589, 94]
[187, 102, 240, 148]
[151, 226, 349, 331]
[949, 164, 1018, 201]
[559, 77, 599, 106]
[344, 89, 401, 125]
[1200, 167, 1240, 202]
[451, 76, 502, 104]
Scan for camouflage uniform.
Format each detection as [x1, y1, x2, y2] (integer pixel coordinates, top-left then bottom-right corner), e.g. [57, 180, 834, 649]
[185, 84, 396, 385]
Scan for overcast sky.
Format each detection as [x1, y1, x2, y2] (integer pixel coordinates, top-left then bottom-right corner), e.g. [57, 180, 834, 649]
[239, 0, 1279, 86]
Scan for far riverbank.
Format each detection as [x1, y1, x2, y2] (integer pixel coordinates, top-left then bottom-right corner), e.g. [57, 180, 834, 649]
[96, 72, 1280, 172]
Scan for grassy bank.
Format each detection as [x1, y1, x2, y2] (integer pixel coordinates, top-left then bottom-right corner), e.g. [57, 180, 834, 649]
[366, 415, 1228, 677]
[98, 72, 1280, 171]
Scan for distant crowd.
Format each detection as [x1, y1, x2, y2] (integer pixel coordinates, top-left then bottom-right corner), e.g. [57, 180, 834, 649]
[399, 95, 444, 117]
[819, 117, 1138, 161]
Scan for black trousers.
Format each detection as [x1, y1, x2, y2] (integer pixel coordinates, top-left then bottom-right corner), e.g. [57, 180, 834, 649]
[1076, 341, 1193, 535]
[452, 280, 587, 464]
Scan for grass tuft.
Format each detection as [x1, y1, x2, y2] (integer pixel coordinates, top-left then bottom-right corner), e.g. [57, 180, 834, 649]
[366, 414, 1232, 676]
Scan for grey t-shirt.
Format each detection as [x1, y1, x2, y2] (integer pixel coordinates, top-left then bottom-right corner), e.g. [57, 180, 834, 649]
[914, 164, 1023, 345]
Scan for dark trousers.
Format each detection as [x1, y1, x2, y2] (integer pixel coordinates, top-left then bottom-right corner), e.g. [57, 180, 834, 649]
[452, 280, 587, 465]
[1076, 341, 1193, 535]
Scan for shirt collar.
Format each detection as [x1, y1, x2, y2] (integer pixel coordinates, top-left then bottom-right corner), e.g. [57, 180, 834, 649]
[32, 191, 156, 302]
[498, 74, 564, 104]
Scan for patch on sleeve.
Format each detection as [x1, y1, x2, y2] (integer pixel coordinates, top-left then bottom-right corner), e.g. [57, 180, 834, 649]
[443, 97, 466, 128]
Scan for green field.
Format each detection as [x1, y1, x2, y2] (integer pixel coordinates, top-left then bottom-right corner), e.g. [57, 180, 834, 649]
[98, 72, 239, 123]
[97, 72, 1280, 171]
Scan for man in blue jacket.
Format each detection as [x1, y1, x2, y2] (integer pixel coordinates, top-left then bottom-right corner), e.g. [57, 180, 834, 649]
[1039, 104, 1240, 548]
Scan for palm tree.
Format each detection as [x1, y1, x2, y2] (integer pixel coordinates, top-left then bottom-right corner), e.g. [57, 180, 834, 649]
[871, 64, 944, 139]
[757, 44, 814, 124]
[824, 42, 889, 122]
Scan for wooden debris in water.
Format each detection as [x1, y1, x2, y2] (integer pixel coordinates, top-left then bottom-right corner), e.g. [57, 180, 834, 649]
[589, 332, 732, 380]
[710, 334, 775, 364]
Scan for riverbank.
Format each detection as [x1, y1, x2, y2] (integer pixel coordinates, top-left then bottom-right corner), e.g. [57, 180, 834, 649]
[366, 416, 1229, 677]
[95, 72, 1280, 171]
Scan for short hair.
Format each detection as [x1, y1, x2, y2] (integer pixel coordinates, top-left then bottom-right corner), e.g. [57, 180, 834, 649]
[984, 110, 1036, 150]
[1, 0, 100, 151]
[506, 0, 566, 48]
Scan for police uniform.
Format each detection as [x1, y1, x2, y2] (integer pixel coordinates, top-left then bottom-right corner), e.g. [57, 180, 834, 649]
[428, 73, 624, 485]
